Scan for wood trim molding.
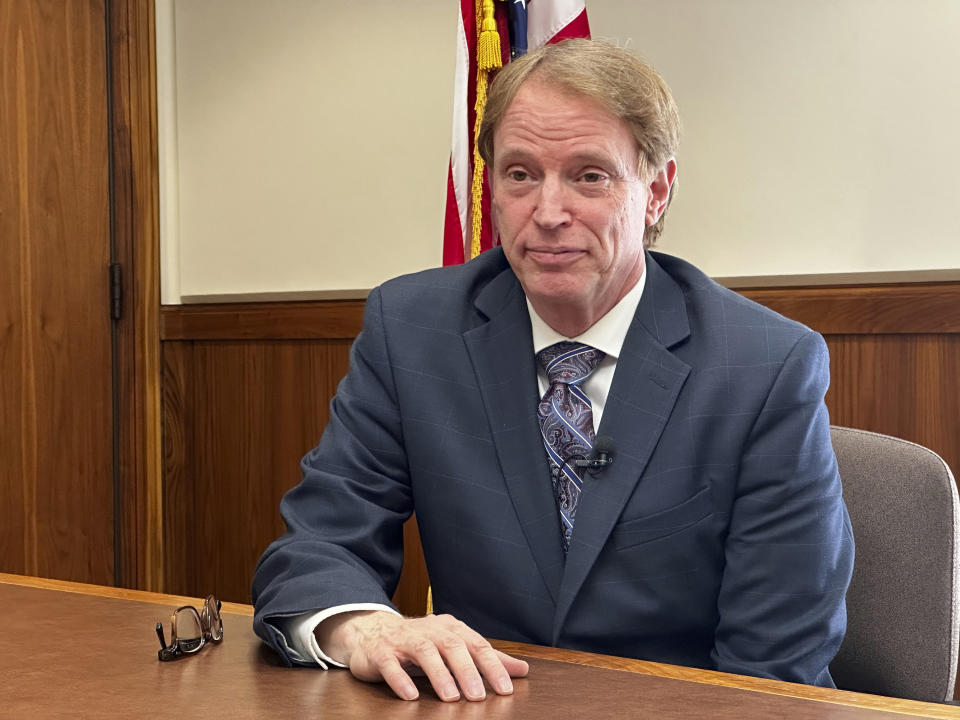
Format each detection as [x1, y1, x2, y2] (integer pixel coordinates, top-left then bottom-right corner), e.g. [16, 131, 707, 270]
[0, 572, 253, 616]
[738, 282, 960, 334]
[160, 300, 366, 340]
[158, 282, 960, 341]
[110, 0, 164, 591]
[490, 641, 957, 719]
[717, 268, 960, 289]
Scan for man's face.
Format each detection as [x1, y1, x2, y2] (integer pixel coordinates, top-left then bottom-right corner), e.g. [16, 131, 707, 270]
[490, 80, 674, 335]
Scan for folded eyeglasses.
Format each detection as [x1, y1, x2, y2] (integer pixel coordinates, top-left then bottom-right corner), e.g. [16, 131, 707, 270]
[155, 594, 223, 661]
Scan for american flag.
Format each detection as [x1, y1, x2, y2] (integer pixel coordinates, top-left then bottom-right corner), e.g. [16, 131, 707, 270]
[443, 0, 590, 266]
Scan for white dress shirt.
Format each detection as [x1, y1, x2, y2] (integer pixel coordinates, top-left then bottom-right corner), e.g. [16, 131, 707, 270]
[529, 265, 646, 431]
[275, 265, 647, 667]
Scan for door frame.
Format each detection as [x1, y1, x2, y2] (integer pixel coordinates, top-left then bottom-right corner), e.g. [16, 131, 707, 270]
[108, 0, 163, 591]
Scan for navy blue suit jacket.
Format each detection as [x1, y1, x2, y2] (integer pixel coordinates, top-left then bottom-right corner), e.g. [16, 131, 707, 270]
[252, 249, 854, 686]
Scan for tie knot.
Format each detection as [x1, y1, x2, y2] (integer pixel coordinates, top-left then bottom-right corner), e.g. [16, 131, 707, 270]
[537, 341, 605, 386]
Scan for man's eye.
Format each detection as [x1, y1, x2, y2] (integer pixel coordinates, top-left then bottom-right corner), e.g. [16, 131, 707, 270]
[508, 170, 529, 182]
[581, 172, 606, 183]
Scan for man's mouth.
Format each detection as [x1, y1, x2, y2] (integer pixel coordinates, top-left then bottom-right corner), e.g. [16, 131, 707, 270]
[527, 248, 586, 266]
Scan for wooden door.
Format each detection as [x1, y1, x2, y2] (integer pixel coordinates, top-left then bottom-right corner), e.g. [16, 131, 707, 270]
[0, 0, 115, 584]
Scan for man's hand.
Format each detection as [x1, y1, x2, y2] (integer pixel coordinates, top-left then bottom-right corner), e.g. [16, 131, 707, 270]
[315, 610, 529, 702]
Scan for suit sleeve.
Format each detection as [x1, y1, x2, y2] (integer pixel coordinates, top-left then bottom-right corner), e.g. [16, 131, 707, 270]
[251, 287, 413, 665]
[712, 330, 855, 687]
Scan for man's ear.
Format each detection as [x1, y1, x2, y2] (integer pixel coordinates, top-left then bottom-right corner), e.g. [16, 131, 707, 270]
[645, 158, 678, 226]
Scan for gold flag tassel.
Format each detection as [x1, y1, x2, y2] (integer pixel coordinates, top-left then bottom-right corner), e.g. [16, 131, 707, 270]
[476, 0, 502, 69]
[470, 0, 503, 260]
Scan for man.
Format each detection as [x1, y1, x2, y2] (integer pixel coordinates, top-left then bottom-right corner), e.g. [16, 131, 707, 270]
[252, 39, 854, 703]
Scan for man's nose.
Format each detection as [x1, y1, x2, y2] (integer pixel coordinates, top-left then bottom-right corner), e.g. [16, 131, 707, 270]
[532, 177, 572, 229]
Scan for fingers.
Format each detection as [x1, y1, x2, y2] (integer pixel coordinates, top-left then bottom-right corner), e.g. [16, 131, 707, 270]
[374, 652, 420, 701]
[495, 648, 530, 678]
[340, 612, 525, 702]
[407, 636, 472, 701]
[458, 636, 514, 697]
[426, 616, 525, 699]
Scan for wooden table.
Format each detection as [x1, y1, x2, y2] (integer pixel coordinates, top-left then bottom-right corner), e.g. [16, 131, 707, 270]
[3, 573, 957, 719]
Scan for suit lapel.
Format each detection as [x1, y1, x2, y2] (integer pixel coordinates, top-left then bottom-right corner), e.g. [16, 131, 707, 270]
[553, 254, 693, 639]
[463, 267, 565, 605]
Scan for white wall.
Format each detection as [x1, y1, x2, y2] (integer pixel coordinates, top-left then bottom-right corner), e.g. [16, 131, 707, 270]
[158, 0, 960, 303]
[159, 0, 456, 303]
[589, 0, 960, 284]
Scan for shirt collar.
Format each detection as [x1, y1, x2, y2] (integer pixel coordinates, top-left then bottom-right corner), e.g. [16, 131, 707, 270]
[527, 262, 647, 361]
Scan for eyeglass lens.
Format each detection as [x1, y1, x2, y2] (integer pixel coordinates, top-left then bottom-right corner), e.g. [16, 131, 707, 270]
[174, 607, 204, 653]
[203, 595, 223, 641]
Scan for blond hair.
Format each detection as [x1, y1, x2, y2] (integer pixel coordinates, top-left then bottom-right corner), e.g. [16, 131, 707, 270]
[477, 39, 681, 247]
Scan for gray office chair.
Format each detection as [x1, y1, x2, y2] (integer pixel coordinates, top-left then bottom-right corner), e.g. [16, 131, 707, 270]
[829, 426, 960, 703]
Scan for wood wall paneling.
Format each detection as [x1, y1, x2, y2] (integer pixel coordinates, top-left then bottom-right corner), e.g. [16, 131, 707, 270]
[739, 284, 960, 477]
[823, 335, 960, 476]
[159, 300, 365, 341]
[160, 340, 192, 593]
[739, 284, 960, 334]
[1, 0, 114, 584]
[0, 0, 26, 566]
[396, 515, 430, 616]
[162, 338, 353, 602]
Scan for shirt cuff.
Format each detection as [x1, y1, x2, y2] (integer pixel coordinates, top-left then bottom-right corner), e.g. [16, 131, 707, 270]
[275, 603, 400, 668]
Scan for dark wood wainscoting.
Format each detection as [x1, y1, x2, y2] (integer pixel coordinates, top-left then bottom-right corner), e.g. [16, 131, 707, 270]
[159, 301, 433, 614]
[160, 283, 960, 621]
[740, 284, 960, 477]
[162, 339, 347, 598]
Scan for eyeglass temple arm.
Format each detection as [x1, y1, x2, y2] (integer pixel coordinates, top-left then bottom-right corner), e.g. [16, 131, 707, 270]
[155, 621, 168, 650]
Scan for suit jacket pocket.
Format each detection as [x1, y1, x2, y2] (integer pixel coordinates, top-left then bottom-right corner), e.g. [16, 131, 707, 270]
[612, 485, 715, 551]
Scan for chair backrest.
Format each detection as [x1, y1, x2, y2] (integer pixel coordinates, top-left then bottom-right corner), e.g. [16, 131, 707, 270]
[829, 426, 960, 702]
